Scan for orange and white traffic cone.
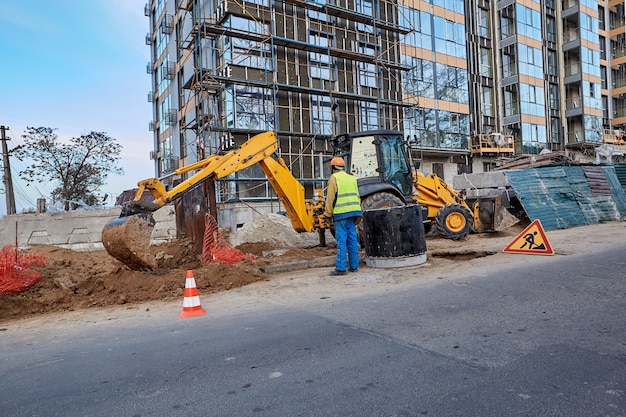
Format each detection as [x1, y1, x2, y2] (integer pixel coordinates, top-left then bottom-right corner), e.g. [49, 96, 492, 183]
[179, 270, 207, 318]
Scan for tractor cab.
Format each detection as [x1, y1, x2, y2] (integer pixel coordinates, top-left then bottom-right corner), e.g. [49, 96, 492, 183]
[330, 130, 414, 203]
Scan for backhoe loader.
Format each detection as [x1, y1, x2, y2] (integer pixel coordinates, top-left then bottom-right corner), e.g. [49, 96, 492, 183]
[102, 130, 515, 270]
[331, 130, 518, 240]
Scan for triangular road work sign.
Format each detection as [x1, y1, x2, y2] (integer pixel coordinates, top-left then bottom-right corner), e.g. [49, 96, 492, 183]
[503, 219, 554, 255]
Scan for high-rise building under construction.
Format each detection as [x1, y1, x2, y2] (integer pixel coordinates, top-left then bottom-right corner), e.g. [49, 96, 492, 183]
[144, 0, 626, 221]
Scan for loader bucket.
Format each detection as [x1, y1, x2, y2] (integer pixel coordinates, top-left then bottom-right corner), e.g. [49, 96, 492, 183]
[102, 214, 157, 271]
[493, 204, 520, 232]
[474, 196, 520, 233]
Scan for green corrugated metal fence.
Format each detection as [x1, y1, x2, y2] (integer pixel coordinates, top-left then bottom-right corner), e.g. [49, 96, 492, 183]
[504, 165, 626, 231]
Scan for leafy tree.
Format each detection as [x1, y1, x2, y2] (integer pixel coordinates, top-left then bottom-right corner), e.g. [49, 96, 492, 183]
[13, 127, 124, 211]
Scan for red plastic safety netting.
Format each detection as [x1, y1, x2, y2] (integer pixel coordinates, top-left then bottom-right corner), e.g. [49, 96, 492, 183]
[0, 245, 48, 296]
[199, 214, 256, 265]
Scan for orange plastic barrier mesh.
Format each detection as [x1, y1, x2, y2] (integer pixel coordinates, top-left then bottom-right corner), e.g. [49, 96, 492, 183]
[0, 245, 47, 296]
[199, 214, 256, 265]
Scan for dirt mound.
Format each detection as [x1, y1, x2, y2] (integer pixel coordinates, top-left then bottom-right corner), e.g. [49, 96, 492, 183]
[228, 213, 327, 248]
[0, 238, 334, 322]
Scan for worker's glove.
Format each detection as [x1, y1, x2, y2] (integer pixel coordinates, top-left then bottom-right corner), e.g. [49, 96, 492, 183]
[324, 215, 333, 226]
[354, 216, 362, 226]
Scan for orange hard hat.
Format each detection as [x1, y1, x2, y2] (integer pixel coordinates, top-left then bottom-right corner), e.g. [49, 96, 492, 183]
[330, 157, 345, 167]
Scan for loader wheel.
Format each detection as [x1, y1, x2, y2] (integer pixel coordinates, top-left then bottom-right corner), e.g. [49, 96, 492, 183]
[435, 203, 473, 240]
[358, 192, 405, 246]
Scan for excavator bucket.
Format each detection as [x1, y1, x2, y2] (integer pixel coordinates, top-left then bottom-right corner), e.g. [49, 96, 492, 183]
[101, 214, 157, 271]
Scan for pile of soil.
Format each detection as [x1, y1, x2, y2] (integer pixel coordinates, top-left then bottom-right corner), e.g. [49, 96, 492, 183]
[0, 238, 335, 322]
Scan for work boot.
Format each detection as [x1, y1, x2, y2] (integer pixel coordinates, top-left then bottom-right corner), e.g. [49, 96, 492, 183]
[349, 268, 358, 272]
[329, 269, 347, 276]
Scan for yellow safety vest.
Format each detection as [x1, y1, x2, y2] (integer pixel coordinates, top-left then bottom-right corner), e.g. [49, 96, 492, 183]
[332, 171, 361, 215]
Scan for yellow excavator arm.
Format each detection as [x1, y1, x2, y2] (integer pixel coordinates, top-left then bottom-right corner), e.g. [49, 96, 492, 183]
[134, 130, 279, 208]
[259, 156, 326, 233]
[103, 131, 327, 270]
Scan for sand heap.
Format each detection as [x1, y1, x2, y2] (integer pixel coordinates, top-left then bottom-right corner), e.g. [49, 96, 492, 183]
[228, 213, 333, 248]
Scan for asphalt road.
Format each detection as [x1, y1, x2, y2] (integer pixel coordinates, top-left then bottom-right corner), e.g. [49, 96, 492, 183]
[1, 246, 625, 417]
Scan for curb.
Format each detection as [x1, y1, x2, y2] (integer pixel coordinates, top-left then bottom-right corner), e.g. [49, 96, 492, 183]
[262, 256, 336, 273]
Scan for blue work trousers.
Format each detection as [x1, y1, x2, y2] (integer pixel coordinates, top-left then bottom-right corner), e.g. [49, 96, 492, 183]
[334, 217, 359, 272]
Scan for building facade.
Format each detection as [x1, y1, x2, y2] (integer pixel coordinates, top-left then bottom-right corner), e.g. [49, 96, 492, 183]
[144, 0, 626, 215]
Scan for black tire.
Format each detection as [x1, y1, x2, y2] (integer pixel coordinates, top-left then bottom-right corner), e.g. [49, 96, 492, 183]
[358, 192, 405, 246]
[435, 203, 473, 240]
[361, 192, 405, 211]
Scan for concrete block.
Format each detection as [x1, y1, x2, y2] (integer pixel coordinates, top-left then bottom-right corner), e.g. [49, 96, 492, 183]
[453, 171, 510, 190]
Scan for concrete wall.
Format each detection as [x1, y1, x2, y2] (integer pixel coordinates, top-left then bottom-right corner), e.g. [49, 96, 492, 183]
[0, 206, 177, 251]
[452, 171, 510, 197]
[0, 201, 297, 252]
[0, 170, 515, 253]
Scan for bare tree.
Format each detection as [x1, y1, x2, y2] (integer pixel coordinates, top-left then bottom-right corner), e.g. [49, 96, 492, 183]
[13, 127, 123, 210]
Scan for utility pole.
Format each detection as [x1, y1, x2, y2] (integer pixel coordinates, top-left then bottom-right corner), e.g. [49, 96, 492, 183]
[1, 125, 17, 215]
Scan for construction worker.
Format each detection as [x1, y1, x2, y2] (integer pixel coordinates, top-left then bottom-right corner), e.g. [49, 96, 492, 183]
[324, 156, 362, 276]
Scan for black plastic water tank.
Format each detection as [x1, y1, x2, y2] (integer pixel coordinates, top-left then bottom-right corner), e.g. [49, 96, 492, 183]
[362, 204, 427, 267]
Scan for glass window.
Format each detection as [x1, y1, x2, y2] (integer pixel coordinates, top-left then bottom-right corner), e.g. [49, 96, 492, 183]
[433, 0, 464, 13]
[502, 49, 517, 78]
[599, 6, 606, 30]
[583, 81, 602, 110]
[400, 7, 433, 50]
[521, 122, 547, 154]
[549, 84, 559, 110]
[581, 46, 601, 78]
[380, 134, 413, 195]
[437, 111, 469, 149]
[547, 50, 558, 77]
[500, 9, 516, 39]
[550, 118, 561, 144]
[504, 90, 519, 116]
[433, 16, 466, 59]
[360, 102, 378, 131]
[223, 86, 273, 130]
[358, 43, 378, 88]
[404, 107, 436, 147]
[520, 83, 545, 116]
[546, 16, 557, 43]
[308, 31, 332, 80]
[402, 56, 435, 98]
[478, 8, 489, 38]
[311, 95, 333, 135]
[580, 13, 600, 43]
[355, 0, 373, 15]
[435, 63, 468, 104]
[516, 4, 541, 40]
[583, 115, 603, 143]
[482, 86, 493, 116]
[159, 134, 174, 172]
[518, 44, 544, 79]
[479, 48, 491, 77]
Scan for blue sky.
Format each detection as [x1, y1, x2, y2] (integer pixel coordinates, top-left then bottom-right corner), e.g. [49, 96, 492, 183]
[0, 0, 154, 216]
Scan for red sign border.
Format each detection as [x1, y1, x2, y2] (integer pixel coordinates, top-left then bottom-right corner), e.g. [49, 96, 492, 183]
[503, 219, 555, 255]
